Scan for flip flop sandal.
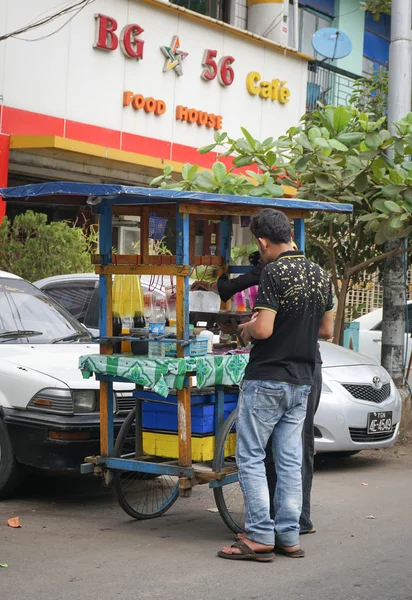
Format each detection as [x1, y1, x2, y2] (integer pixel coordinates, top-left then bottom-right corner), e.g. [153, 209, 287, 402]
[218, 540, 275, 562]
[300, 528, 316, 535]
[274, 545, 305, 558]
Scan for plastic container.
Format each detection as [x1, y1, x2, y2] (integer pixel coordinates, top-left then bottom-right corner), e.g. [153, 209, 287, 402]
[165, 286, 176, 322]
[233, 291, 247, 312]
[148, 299, 166, 358]
[189, 291, 220, 313]
[248, 285, 258, 309]
[197, 330, 214, 353]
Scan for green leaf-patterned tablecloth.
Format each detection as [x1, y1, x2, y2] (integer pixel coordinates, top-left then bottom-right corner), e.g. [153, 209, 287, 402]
[79, 354, 249, 397]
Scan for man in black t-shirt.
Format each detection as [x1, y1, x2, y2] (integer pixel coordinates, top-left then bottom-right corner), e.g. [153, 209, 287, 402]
[219, 209, 333, 562]
[192, 251, 322, 535]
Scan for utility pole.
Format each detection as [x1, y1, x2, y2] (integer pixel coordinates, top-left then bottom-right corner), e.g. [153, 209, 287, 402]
[382, 0, 412, 390]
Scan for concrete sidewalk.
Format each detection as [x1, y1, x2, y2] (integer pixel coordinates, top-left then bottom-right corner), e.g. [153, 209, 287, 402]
[1, 446, 411, 600]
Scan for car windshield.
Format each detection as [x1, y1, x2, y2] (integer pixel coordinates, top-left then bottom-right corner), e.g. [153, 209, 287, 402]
[0, 277, 92, 344]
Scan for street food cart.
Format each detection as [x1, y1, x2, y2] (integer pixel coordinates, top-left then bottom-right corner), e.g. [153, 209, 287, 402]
[0, 182, 352, 533]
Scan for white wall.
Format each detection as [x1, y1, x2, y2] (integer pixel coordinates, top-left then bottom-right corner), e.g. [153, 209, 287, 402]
[0, 0, 308, 150]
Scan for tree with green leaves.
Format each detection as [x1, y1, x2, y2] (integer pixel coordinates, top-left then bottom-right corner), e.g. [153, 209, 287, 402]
[152, 105, 412, 346]
[0, 211, 93, 282]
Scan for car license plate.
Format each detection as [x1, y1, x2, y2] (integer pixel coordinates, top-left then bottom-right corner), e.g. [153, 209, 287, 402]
[367, 411, 393, 434]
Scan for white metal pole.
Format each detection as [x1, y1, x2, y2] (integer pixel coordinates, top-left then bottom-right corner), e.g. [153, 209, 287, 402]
[293, 0, 299, 51]
[382, 0, 412, 387]
[387, 0, 412, 132]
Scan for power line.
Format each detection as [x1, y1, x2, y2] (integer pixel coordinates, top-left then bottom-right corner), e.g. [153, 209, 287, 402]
[262, 12, 284, 40]
[0, 0, 95, 43]
[15, 1, 95, 42]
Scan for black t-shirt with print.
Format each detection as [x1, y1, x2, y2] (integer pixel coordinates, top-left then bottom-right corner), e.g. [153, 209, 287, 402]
[244, 251, 333, 385]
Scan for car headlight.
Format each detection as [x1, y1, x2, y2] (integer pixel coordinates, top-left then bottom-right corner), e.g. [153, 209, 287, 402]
[28, 389, 99, 414]
[28, 388, 73, 414]
[321, 382, 333, 394]
[73, 390, 97, 413]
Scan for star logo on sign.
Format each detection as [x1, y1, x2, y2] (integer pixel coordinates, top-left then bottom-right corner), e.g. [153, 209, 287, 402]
[160, 35, 188, 76]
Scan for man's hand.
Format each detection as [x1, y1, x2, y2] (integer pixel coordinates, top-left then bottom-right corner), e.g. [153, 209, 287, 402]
[190, 281, 219, 294]
[238, 313, 258, 344]
[190, 281, 210, 291]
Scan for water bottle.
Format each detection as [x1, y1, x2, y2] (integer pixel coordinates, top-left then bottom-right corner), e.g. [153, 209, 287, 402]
[148, 299, 166, 358]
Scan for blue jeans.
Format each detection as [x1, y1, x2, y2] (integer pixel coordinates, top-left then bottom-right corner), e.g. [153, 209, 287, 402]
[236, 379, 310, 547]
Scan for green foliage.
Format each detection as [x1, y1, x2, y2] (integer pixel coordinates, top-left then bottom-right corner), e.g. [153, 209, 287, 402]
[0, 211, 93, 282]
[231, 242, 258, 266]
[349, 70, 388, 123]
[151, 159, 284, 198]
[150, 103, 412, 342]
[360, 0, 391, 18]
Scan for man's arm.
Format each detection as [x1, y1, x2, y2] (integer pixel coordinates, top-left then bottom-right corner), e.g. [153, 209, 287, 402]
[190, 266, 263, 302]
[238, 309, 276, 343]
[318, 310, 333, 340]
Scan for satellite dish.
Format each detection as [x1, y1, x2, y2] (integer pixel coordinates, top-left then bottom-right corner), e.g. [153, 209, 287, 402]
[312, 28, 352, 60]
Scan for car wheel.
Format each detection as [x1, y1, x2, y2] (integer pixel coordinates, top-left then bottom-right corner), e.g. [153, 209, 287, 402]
[0, 419, 26, 500]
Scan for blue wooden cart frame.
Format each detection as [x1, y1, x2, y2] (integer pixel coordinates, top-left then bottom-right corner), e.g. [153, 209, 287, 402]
[0, 181, 352, 522]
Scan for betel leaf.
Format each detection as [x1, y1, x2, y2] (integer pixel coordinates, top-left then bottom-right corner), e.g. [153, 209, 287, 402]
[240, 127, 257, 151]
[265, 183, 284, 197]
[395, 138, 405, 156]
[384, 200, 403, 213]
[375, 226, 387, 245]
[336, 132, 364, 145]
[308, 127, 322, 144]
[265, 151, 277, 168]
[373, 198, 390, 213]
[181, 163, 192, 180]
[295, 133, 313, 151]
[315, 175, 334, 190]
[212, 161, 226, 183]
[354, 172, 369, 193]
[328, 139, 349, 152]
[389, 215, 403, 229]
[364, 133, 381, 149]
[333, 106, 351, 133]
[233, 155, 254, 167]
[187, 164, 198, 181]
[198, 143, 217, 154]
[313, 137, 330, 149]
[381, 184, 407, 196]
[404, 188, 412, 201]
[295, 155, 311, 171]
[358, 212, 380, 222]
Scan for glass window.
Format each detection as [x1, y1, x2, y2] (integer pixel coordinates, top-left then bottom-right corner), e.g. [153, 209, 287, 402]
[173, 0, 230, 21]
[43, 281, 96, 323]
[0, 278, 90, 344]
[301, 9, 317, 57]
[288, 4, 333, 58]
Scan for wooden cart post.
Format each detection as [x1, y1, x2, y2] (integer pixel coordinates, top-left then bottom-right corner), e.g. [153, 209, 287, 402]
[98, 203, 115, 471]
[176, 206, 193, 496]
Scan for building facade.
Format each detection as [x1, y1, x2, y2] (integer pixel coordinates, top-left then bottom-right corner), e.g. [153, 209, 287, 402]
[0, 0, 387, 246]
[0, 0, 312, 226]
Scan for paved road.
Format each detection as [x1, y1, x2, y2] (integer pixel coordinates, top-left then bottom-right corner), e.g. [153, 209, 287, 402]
[1, 447, 412, 600]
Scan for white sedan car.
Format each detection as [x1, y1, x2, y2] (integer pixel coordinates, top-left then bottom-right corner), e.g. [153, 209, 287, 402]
[35, 274, 402, 455]
[355, 303, 412, 380]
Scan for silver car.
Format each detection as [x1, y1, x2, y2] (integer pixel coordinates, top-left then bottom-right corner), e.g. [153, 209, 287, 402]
[35, 275, 402, 455]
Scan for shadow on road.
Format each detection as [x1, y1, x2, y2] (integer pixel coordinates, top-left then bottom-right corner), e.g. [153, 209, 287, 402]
[314, 449, 393, 472]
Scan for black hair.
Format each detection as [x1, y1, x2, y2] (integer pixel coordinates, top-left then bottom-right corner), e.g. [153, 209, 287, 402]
[250, 209, 292, 244]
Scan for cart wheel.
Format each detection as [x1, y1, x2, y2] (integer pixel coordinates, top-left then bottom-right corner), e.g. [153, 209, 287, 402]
[113, 407, 179, 520]
[212, 408, 245, 534]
